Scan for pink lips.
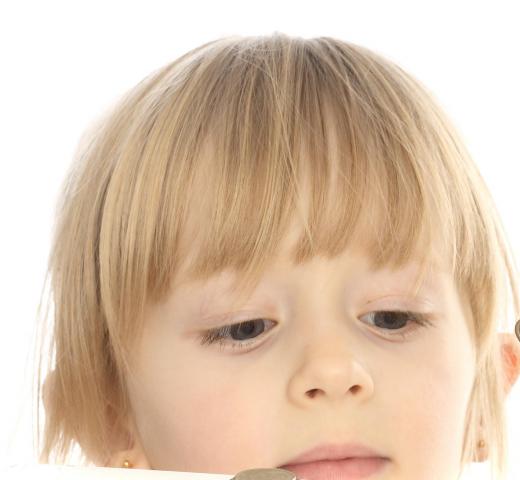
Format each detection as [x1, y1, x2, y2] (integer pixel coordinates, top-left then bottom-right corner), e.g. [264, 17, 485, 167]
[279, 458, 389, 480]
[278, 443, 390, 480]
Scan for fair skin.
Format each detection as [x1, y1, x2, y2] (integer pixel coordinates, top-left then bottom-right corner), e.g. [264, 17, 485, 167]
[104, 220, 520, 479]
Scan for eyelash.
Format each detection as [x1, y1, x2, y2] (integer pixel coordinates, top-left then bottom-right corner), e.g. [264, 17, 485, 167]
[198, 310, 435, 352]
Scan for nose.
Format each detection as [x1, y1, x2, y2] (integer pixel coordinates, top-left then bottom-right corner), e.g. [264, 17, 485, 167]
[288, 333, 375, 405]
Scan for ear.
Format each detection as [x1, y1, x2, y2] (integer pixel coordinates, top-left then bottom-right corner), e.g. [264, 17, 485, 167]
[99, 412, 153, 469]
[498, 332, 520, 395]
[473, 332, 520, 463]
[43, 369, 152, 469]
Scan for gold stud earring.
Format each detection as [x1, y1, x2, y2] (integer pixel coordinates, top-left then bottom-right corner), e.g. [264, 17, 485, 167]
[478, 439, 486, 449]
[122, 459, 133, 468]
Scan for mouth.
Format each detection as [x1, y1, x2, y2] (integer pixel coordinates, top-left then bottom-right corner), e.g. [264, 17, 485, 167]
[278, 457, 391, 480]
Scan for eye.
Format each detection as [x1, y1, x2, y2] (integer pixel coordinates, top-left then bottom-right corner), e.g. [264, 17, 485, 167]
[360, 310, 435, 340]
[199, 310, 434, 352]
[199, 318, 276, 351]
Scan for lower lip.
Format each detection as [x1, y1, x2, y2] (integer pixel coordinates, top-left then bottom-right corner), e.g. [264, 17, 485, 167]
[279, 457, 390, 480]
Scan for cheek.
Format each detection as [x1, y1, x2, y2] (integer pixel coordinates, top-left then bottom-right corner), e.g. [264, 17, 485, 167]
[382, 329, 475, 475]
[132, 354, 278, 473]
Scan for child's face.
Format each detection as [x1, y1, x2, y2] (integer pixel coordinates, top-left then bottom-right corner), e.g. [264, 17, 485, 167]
[120, 222, 476, 479]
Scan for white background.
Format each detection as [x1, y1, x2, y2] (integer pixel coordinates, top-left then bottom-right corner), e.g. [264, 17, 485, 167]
[1, 1, 518, 479]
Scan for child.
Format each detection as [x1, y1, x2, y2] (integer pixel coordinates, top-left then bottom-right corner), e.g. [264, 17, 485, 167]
[35, 33, 520, 480]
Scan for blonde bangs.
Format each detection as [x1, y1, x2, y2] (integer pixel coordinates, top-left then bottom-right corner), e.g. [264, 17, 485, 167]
[146, 39, 460, 304]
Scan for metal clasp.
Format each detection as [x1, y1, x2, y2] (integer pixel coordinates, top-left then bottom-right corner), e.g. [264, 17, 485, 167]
[231, 468, 297, 480]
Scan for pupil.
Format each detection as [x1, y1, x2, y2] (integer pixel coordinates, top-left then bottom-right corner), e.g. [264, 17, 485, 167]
[378, 311, 407, 329]
[232, 320, 261, 340]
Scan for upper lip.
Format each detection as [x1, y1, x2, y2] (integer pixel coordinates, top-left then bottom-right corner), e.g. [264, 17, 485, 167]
[278, 442, 388, 466]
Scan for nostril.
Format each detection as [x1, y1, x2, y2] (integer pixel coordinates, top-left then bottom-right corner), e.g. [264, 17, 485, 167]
[307, 389, 319, 398]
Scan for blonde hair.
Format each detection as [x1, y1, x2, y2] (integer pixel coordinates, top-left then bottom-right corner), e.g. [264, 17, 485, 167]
[33, 33, 519, 479]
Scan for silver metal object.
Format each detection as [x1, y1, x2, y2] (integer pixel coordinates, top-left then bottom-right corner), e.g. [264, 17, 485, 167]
[231, 468, 297, 480]
[515, 319, 520, 343]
